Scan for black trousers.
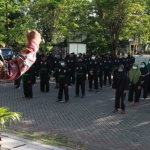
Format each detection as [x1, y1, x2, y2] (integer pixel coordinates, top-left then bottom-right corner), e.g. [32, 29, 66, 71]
[69, 69, 75, 85]
[40, 73, 49, 92]
[55, 71, 59, 85]
[36, 70, 39, 77]
[104, 71, 111, 85]
[86, 66, 89, 80]
[32, 72, 36, 85]
[128, 84, 139, 102]
[89, 73, 98, 89]
[98, 71, 103, 88]
[58, 84, 69, 101]
[23, 76, 32, 98]
[76, 77, 85, 96]
[139, 83, 147, 99]
[14, 76, 22, 86]
[115, 92, 126, 110]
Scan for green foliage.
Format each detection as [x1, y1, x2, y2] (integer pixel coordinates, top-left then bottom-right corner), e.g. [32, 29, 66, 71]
[0, 0, 150, 54]
[0, 107, 21, 129]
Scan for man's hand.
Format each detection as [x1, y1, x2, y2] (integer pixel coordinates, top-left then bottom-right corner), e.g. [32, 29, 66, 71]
[138, 86, 141, 90]
[4, 60, 7, 64]
[64, 84, 68, 87]
[28, 80, 31, 83]
[114, 89, 116, 93]
[123, 90, 126, 94]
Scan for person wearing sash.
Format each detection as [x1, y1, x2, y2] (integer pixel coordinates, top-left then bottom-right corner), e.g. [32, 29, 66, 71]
[57, 60, 69, 102]
[75, 58, 86, 98]
[39, 54, 51, 93]
[23, 67, 33, 99]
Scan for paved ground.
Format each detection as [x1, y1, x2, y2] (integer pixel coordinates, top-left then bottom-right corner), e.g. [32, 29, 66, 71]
[0, 76, 150, 150]
[1, 133, 64, 150]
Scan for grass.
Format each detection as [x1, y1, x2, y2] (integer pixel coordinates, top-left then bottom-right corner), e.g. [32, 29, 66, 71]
[3, 129, 87, 150]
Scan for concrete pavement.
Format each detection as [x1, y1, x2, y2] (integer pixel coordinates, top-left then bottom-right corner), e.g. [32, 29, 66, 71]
[0, 75, 150, 150]
[1, 133, 64, 150]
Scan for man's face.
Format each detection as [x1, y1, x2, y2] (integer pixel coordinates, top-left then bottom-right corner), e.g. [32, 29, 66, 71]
[78, 59, 82, 62]
[42, 57, 46, 61]
[98, 56, 101, 59]
[70, 54, 73, 57]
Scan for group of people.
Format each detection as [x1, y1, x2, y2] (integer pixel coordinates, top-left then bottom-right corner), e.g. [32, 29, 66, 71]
[13, 51, 150, 114]
[113, 60, 150, 114]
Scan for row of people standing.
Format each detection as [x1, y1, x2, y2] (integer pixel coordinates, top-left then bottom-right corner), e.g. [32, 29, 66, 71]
[51, 52, 135, 90]
[15, 51, 136, 101]
[112, 60, 150, 114]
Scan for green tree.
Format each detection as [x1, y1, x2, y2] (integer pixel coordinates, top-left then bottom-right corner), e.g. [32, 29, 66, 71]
[0, 0, 33, 47]
[92, 0, 150, 57]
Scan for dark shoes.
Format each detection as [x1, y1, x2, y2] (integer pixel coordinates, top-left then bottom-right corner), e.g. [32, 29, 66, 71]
[112, 109, 118, 113]
[121, 110, 125, 114]
[22, 97, 32, 100]
[15, 86, 20, 89]
[56, 99, 63, 102]
[75, 94, 84, 98]
[56, 99, 68, 103]
[113, 109, 125, 114]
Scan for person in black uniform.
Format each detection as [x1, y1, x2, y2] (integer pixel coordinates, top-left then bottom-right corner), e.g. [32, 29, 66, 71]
[57, 60, 69, 102]
[130, 53, 135, 67]
[125, 53, 131, 74]
[103, 54, 112, 86]
[147, 59, 150, 95]
[101, 52, 105, 60]
[39, 54, 51, 93]
[97, 55, 104, 89]
[108, 51, 113, 61]
[120, 53, 126, 70]
[139, 62, 149, 101]
[113, 53, 121, 71]
[35, 52, 41, 78]
[65, 53, 70, 62]
[47, 52, 54, 67]
[31, 62, 37, 86]
[14, 76, 22, 89]
[83, 52, 91, 80]
[66, 53, 76, 86]
[88, 54, 99, 92]
[53, 53, 63, 88]
[75, 58, 86, 98]
[23, 67, 33, 99]
[112, 65, 129, 114]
